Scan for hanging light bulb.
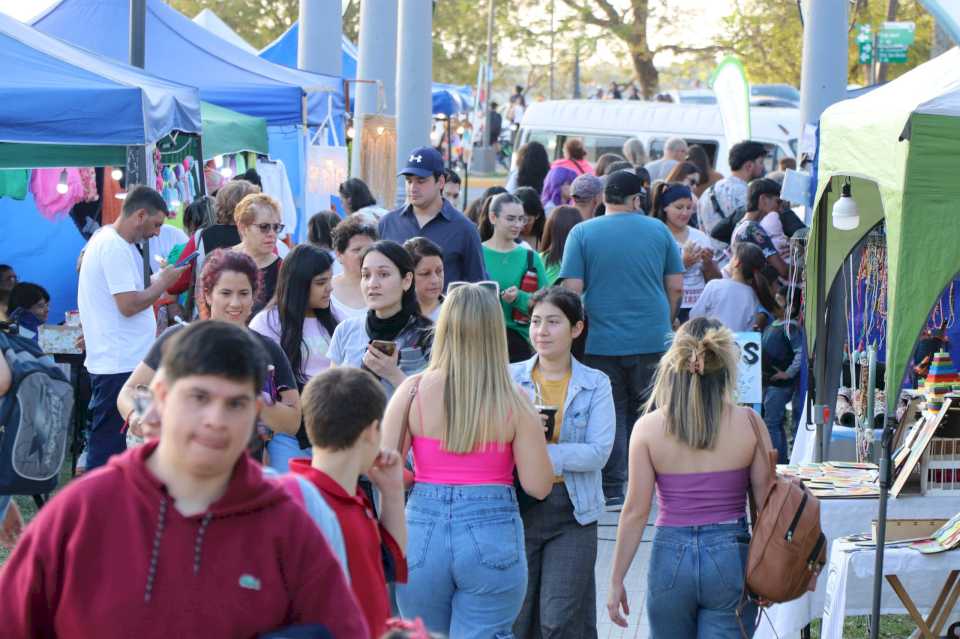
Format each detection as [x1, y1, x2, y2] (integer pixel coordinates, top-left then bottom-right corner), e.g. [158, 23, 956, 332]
[346, 126, 355, 139]
[457, 126, 465, 136]
[220, 166, 234, 179]
[831, 178, 859, 231]
[56, 169, 69, 195]
[115, 191, 127, 200]
[111, 167, 123, 181]
[213, 155, 224, 168]
[376, 126, 385, 136]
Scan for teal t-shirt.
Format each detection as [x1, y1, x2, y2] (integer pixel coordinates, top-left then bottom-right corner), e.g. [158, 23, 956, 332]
[559, 213, 683, 356]
[482, 244, 548, 341]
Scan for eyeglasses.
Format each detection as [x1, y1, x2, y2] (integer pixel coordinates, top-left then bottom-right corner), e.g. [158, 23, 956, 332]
[448, 280, 501, 297]
[253, 223, 285, 234]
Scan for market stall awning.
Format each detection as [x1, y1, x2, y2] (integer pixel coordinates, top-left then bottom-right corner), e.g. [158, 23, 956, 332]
[32, 0, 344, 127]
[259, 22, 475, 116]
[0, 10, 200, 149]
[192, 9, 257, 55]
[809, 47, 960, 407]
[200, 102, 268, 160]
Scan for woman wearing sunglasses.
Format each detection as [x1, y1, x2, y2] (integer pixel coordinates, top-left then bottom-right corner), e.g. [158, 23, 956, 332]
[233, 193, 284, 315]
[509, 287, 614, 638]
[327, 240, 433, 397]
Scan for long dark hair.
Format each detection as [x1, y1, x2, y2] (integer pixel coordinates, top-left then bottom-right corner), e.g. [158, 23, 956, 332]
[686, 145, 713, 183]
[338, 178, 377, 212]
[361, 240, 422, 318]
[540, 206, 583, 267]
[272, 244, 338, 382]
[478, 193, 522, 242]
[734, 243, 779, 314]
[514, 186, 546, 245]
[307, 211, 341, 249]
[515, 141, 550, 193]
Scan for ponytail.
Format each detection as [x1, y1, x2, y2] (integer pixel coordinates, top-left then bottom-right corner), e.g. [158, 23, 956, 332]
[734, 243, 780, 315]
[650, 181, 671, 221]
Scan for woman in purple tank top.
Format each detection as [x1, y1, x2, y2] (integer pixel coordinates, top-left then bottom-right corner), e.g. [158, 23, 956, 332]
[605, 318, 773, 638]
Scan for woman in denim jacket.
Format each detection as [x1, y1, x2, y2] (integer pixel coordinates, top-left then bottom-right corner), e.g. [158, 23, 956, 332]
[509, 287, 615, 638]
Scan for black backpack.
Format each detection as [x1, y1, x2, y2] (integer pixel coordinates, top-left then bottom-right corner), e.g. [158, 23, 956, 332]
[708, 186, 747, 244]
[0, 330, 73, 495]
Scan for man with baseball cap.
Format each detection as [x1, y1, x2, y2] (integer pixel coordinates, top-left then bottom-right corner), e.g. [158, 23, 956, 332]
[378, 146, 486, 286]
[560, 170, 683, 506]
[570, 174, 604, 220]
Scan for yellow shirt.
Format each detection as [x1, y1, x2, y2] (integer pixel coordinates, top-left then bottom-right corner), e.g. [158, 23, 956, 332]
[532, 365, 571, 482]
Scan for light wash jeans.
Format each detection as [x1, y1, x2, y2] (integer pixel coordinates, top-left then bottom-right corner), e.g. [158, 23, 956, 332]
[763, 384, 793, 464]
[266, 433, 310, 472]
[397, 483, 526, 639]
[647, 519, 757, 639]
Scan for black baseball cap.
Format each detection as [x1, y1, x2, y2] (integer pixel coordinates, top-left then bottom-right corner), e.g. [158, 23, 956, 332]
[604, 169, 645, 200]
[399, 146, 444, 177]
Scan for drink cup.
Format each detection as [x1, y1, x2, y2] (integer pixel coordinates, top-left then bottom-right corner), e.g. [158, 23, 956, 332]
[535, 405, 559, 441]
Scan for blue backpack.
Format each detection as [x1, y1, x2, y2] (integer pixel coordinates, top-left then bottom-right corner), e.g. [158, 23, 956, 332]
[0, 330, 73, 495]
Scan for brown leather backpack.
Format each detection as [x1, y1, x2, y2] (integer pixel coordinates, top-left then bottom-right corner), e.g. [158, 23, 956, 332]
[743, 411, 827, 604]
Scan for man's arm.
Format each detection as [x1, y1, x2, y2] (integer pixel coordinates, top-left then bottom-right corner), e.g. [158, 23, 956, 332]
[664, 273, 683, 320]
[562, 278, 584, 295]
[461, 224, 488, 282]
[114, 266, 185, 317]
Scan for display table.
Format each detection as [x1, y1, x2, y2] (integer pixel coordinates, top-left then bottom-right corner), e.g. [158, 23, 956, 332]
[753, 494, 960, 639]
[820, 539, 960, 639]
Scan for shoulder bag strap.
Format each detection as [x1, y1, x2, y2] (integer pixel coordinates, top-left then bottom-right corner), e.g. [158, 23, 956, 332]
[745, 408, 778, 478]
[396, 374, 424, 453]
[709, 186, 728, 220]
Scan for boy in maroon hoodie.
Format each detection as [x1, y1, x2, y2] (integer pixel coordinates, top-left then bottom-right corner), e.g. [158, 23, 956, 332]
[290, 367, 407, 638]
[0, 321, 367, 639]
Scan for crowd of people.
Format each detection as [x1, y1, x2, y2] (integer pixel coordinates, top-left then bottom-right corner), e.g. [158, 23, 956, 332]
[0, 129, 806, 638]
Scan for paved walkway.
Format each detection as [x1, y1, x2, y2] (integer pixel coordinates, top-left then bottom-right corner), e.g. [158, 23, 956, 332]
[594, 506, 653, 639]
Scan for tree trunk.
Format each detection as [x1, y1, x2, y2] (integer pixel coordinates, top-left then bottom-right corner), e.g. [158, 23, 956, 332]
[630, 49, 659, 99]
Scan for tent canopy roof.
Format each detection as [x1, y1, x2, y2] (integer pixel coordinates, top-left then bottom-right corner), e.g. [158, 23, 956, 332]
[810, 47, 960, 409]
[0, 9, 200, 147]
[33, 0, 344, 126]
[259, 22, 474, 116]
[200, 101, 268, 159]
[192, 9, 257, 55]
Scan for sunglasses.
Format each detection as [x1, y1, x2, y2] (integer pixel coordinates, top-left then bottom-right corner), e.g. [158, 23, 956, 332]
[253, 223, 285, 234]
[448, 280, 501, 297]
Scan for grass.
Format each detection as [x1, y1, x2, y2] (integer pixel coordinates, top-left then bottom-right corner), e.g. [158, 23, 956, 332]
[811, 615, 917, 638]
[0, 457, 75, 565]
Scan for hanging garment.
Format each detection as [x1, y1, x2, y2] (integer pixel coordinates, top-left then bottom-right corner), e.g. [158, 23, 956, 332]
[78, 168, 98, 202]
[30, 168, 84, 220]
[0, 170, 29, 200]
[258, 160, 297, 240]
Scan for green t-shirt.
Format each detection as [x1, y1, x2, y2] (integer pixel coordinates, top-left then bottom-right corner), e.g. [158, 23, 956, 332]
[482, 244, 548, 341]
[541, 251, 563, 286]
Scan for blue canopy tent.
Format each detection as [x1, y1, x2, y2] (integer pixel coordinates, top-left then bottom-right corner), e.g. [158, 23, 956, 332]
[33, 0, 351, 242]
[259, 22, 474, 116]
[0, 11, 202, 325]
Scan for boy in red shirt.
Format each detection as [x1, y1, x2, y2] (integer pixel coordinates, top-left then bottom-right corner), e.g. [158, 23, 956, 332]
[290, 367, 407, 638]
[0, 321, 367, 639]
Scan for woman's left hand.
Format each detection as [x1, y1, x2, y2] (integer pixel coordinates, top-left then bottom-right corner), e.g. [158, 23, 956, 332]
[606, 582, 630, 627]
[364, 344, 403, 385]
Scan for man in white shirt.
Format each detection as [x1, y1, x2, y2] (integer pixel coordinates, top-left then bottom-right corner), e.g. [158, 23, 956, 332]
[697, 140, 768, 241]
[78, 186, 185, 469]
[644, 137, 688, 182]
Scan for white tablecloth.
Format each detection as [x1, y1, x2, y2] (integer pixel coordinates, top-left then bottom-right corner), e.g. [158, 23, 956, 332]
[754, 494, 960, 639]
[820, 540, 960, 639]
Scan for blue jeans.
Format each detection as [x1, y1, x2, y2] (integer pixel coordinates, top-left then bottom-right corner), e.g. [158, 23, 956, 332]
[87, 372, 129, 470]
[763, 384, 793, 464]
[583, 353, 661, 499]
[266, 433, 310, 472]
[647, 520, 756, 639]
[397, 483, 526, 639]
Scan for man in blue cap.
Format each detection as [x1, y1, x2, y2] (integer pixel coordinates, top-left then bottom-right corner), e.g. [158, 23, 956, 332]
[378, 146, 486, 286]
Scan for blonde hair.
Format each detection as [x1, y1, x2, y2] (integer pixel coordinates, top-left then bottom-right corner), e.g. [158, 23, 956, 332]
[234, 193, 281, 227]
[645, 317, 739, 450]
[429, 284, 537, 453]
[215, 180, 260, 225]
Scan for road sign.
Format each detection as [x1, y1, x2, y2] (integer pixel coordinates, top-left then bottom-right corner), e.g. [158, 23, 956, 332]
[878, 47, 909, 63]
[856, 24, 874, 65]
[877, 21, 914, 64]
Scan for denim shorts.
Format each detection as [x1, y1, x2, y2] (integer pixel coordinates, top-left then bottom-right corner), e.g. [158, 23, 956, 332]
[646, 518, 757, 639]
[396, 483, 526, 639]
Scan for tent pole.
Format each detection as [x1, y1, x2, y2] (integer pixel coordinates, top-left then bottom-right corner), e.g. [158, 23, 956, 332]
[813, 182, 830, 462]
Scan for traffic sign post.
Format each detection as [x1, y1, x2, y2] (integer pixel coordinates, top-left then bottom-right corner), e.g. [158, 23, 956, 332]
[877, 21, 915, 65]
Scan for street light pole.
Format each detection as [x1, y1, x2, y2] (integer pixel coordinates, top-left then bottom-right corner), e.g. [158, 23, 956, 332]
[471, 0, 497, 173]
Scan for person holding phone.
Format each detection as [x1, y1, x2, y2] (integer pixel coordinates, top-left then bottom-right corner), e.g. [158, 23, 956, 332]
[508, 287, 615, 638]
[327, 240, 433, 397]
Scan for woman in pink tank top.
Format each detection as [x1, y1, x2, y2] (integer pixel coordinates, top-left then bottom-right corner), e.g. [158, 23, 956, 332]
[605, 318, 773, 638]
[383, 283, 553, 639]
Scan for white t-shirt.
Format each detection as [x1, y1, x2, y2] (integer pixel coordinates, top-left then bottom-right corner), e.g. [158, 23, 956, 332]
[688, 278, 759, 332]
[675, 227, 713, 310]
[249, 306, 336, 381]
[78, 226, 157, 374]
[330, 292, 366, 320]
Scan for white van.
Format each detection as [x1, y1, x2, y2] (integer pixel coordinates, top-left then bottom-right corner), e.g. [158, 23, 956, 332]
[513, 100, 800, 175]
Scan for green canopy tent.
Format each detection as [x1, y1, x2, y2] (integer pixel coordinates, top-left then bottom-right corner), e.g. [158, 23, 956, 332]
[807, 47, 960, 453]
[199, 101, 268, 160]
